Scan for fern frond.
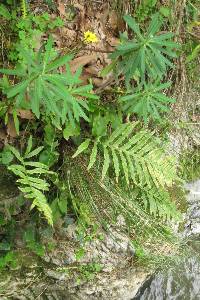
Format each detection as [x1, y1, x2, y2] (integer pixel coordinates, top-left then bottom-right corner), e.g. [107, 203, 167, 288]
[7, 137, 54, 225]
[73, 123, 180, 219]
[74, 122, 178, 187]
[64, 155, 179, 246]
[20, 0, 27, 19]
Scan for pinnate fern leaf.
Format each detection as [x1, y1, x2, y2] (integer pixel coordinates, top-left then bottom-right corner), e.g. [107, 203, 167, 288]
[73, 123, 179, 219]
[74, 122, 178, 188]
[7, 138, 54, 225]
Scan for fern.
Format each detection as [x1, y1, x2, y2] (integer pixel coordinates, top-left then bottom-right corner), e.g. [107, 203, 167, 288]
[119, 81, 175, 122]
[20, 0, 27, 19]
[73, 122, 180, 219]
[65, 156, 180, 246]
[110, 14, 180, 83]
[7, 137, 54, 225]
[0, 37, 98, 128]
[73, 122, 177, 186]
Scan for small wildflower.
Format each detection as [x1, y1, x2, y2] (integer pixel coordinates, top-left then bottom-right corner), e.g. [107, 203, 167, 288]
[84, 31, 98, 44]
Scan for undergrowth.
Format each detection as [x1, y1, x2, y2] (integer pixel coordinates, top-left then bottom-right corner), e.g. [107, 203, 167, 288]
[0, 0, 199, 275]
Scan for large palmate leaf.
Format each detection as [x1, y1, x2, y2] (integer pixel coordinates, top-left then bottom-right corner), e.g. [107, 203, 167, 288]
[110, 14, 180, 84]
[0, 37, 98, 128]
[7, 136, 54, 225]
[119, 81, 175, 122]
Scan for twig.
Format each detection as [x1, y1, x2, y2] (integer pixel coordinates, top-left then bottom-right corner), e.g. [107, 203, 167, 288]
[35, 284, 49, 300]
[84, 47, 113, 53]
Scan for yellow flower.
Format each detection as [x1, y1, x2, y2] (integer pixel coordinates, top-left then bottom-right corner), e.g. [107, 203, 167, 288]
[84, 31, 98, 44]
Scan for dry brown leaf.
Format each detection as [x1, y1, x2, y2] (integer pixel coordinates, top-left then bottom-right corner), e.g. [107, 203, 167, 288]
[0, 129, 7, 141]
[57, 1, 65, 17]
[70, 54, 97, 73]
[7, 115, 17, 138]
[8, 108, 34, 120]
[85, 65, 99, 76]
[17, 110, 34, 120]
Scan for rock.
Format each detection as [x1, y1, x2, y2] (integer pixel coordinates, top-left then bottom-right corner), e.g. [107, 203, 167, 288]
[183, 180, 200, 238]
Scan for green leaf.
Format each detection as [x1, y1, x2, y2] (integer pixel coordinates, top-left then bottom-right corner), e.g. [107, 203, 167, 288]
[45, 54, 73, 72]
[13, 109, 20, 135]
[88, 141, 98, 170]
[0, 4, 11, 20]
[102, 147, 110, 180]
[7, 145, 22, 162]
[1, 147, 14, 165]
[24, 161, 49, 169]
[123, 15, 144, 40]
[6, 79, 30, 98]
[25, 136, 33, 156]
[0, 67, 25, 76]
[58, 198, 68, 214]
[100, 60, 117, 77]
[25, 146, 44, 159]
[72, 139, 90, 158]
[112, 149, 120, 183]
[31, 77, 42, 118]
[159, 6, 171, 17]
[63, 123, 80, 140]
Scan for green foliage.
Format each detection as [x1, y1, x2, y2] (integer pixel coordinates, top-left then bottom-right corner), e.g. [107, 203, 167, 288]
[65, 156, 179, 247]
[119, 82, 175, 122]
[39, 123, 59, 167]
[0, 0, 188, 267]
[0, 7, 64, 62]
[110, 14, 179, 84]
[179, 148, 200, 181]
[135, 0, 158, 22]
[0, 146, 14, 165]
[20, 0, 27, 19]
[57, 262, 102, 282]
[0, 251, 17, 269]
[73, 123, 180, 219]
[7, 136, 54, 225]
[73, 122, 177, 187]
[0, 3, 11, 20]
[0, 37, 98, 128]
[24, 227, 45, 256]
[51, 196, 68, 223]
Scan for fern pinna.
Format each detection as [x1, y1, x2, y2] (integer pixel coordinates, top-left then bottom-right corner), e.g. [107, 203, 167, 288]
[73, 122, 180, 219]
[20, 0, 27, 18]
[7, 137, 54, 225]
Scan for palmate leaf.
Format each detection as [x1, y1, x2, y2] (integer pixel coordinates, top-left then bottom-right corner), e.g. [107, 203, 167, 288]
[119, 81, 175, 122]
[7, 137, 54, 226]
[110, 13, 180, 83]
[0, 37, 98, 128]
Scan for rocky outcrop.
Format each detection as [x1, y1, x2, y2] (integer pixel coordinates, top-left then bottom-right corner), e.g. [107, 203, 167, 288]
[183, 180, 200, 237]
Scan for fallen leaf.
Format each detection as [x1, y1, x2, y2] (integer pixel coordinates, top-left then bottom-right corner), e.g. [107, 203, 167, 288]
[70, 54, 97, 73]
[7, 115, 17, 138]
[57, 1, 65, 17]
[0, 129, 7, 141]
[17, 109, 34, 120]
[8, 108, 34, 120]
